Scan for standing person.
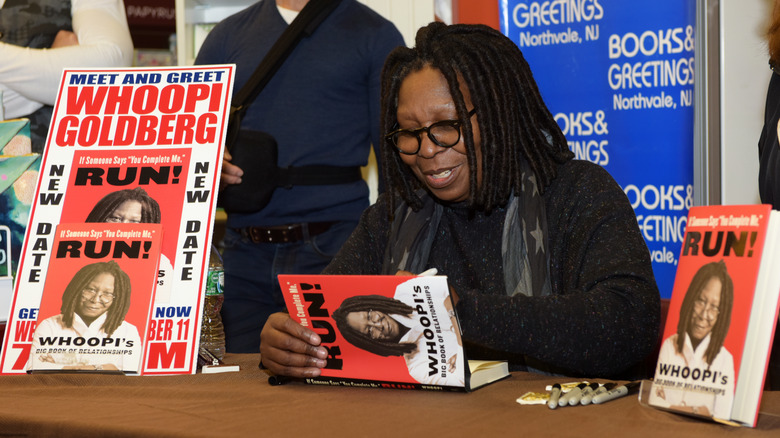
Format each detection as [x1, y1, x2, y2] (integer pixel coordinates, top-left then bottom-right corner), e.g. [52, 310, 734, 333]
[0, 0, 134, 152]
[650, 261, 735, 419]
[259, 22, 660, 379]
[195, 0, 404, 353]
[758, 0, 780, 390]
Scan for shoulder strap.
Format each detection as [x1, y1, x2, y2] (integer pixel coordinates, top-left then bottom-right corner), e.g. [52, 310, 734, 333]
[231, 0, 342, 115]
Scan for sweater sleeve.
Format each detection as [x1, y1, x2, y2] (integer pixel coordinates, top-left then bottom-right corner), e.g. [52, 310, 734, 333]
[0, 0, 133, 114]
[455, 161, 661, 378]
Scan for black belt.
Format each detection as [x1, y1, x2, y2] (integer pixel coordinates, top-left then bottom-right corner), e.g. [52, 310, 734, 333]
[235, 221, 337, 244]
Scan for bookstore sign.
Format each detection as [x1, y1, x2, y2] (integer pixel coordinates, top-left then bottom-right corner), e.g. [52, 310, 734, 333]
[499, 0, 696, 298]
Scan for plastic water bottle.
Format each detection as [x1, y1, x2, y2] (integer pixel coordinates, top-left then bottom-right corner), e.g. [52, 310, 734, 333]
[200, 244, 225, 359]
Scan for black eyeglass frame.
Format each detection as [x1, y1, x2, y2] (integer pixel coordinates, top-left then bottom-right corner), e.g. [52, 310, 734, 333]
[385, 108, 477, 155]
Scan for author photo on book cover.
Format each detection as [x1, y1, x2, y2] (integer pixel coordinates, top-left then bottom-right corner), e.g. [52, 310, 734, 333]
[28, 260, 143, 372]
[85, 187, 161, 224]
[332, 293, 463, 386]
[260, 22, 659, 380]
[84, 187, 173, 302]
[650, 260, 735, 419]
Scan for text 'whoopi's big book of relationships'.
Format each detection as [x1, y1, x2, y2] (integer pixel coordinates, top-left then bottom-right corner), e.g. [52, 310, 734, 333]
[0, 65, 235, 375]
[278, 274, 509, 392]
[647, 204, 780, 427]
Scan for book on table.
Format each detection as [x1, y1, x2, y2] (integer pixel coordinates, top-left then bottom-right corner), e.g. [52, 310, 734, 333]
[646, 204, 780, 427]
[278, 274, 509, 392]
[27, 223, 162, 374]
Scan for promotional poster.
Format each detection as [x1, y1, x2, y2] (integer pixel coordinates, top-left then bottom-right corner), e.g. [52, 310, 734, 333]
[0, 65, 235, 375]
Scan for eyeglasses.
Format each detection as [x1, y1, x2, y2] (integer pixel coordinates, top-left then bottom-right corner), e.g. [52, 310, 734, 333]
[365, 309, 377, 339]
[693, 297, 719, 318]
[385, 108, 477, 155]
[82, 287, 115, 304]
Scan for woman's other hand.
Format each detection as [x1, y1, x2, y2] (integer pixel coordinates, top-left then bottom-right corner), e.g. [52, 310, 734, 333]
[259, 312, 329, 378]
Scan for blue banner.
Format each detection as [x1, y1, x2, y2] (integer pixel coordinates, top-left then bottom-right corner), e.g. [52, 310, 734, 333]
[499, 0, 696, 298]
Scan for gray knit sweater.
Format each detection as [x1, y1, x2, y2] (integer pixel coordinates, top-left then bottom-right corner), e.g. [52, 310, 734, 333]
[324, 159, 661, 379]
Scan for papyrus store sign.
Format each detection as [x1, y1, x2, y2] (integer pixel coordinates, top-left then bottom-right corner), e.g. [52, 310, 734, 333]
[500, 0, 696, 297]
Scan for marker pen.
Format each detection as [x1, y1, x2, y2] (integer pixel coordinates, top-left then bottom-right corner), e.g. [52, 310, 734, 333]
[558, 382, 585, 407]
[566, 383, 588, 406]
[578, 382, 600, 406]
[592, 381, 640, 404]
[547, 383, 562, 410]
[582, 382, 615, 405]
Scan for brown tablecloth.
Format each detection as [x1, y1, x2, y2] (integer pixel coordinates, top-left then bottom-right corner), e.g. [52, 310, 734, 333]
[0, 353, 778, 437]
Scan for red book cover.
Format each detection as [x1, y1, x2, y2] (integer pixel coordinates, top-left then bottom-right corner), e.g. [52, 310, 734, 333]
[278, 275, 472, 390]
[27, 223, 162, 374]
[648, 204, 780, 427]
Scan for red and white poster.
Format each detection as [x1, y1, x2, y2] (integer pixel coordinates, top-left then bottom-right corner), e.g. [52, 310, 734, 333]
[0, 65, 235, 375]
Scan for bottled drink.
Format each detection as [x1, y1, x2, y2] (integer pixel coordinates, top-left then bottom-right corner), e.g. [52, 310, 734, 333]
[200, 244, 225, 359]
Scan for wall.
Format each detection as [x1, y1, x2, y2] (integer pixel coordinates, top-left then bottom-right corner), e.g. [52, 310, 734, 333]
[720, 0, 772, 205]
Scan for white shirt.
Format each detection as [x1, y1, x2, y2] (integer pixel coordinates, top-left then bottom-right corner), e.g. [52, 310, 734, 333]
[0, 0, 133, 119]
[650, 333, 735, 420]
[29, 311, 143, 373]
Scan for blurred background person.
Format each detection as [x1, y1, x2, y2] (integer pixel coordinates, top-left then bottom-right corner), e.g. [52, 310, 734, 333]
[0, 0, 133, 152]
[758, 0, 780, 390]
[196, 0, 404, 353]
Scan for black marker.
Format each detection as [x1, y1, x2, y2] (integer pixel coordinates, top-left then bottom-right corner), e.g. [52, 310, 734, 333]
[259, 360, 290, 386]
[267, 375, 290, 386]
[592, 381, 640, 404]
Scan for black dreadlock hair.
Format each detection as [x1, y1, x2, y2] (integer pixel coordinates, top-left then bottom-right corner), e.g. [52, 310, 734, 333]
[675, 260, 734, 367]
[332, 295, 416, 357]
[60, 261, 133, 337]
[86, 187, 161, 223]
[380, 22, 573, 214]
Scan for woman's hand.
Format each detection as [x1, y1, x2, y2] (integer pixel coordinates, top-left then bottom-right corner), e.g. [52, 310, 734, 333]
[260, 312, 329, 378]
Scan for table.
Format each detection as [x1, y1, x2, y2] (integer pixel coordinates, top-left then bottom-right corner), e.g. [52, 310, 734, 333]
[0, 353, 778, 437]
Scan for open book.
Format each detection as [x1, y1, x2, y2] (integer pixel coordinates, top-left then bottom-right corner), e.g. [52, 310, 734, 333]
[278, 274, 509, 391]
